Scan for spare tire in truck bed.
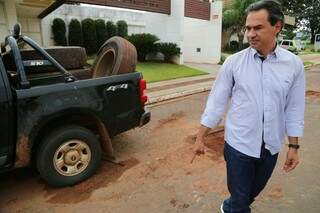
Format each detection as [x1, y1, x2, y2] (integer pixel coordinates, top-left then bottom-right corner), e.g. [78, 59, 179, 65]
[91, 36, 137, 77]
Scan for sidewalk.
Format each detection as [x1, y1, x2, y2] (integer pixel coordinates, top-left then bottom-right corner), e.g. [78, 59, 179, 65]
[146, 62, 221, 105]
[300, 54, 320, 66]
[146, 73, 215, 104]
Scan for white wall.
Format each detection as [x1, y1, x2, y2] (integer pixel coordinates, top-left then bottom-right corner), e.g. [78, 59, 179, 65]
[18, 17, 42, 45]
[41, 4, 147, 47]
[3, 0, 17, 31]
[0, 1, 9, 43]
[0, 0, 44, 46]
[145, 0, 184, 64]
[41, 0, 222, 64]
[0, 0, 18, 42]
[183, 1, 222, 64]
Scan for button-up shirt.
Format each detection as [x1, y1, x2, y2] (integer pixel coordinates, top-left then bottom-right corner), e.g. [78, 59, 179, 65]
[201, 46, 305, 158]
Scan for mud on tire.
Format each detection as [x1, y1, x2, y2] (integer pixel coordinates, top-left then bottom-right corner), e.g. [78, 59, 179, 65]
[36, 125, 102, 187]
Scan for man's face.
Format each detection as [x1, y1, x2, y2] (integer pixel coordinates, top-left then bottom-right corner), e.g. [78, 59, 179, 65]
[245, 9, 282, 51]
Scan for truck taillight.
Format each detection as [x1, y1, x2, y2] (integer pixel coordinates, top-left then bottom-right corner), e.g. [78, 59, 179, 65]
[139, 79, 148, 105]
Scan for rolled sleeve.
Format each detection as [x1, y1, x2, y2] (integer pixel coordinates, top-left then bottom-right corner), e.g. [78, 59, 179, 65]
[200, 57, 234, 129]
[285, 59, 305, 137]
[201, 111, 223, 128]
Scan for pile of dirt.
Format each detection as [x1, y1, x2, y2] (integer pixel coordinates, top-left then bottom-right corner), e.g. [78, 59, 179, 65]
[40, 125, 226, 204]
[204, 129, 225, 160]
[185, 128, 225, 161]
[266, 187, 283, 199]
[153, 111, 186, 131]
[306, 90, 320, 101]
[43, 158, 139, 204]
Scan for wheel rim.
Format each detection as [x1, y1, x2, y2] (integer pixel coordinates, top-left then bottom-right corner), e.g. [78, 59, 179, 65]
[53, 140, 91, 177]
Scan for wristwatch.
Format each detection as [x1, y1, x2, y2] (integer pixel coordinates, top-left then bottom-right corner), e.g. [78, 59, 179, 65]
[288, 144, 300, 149]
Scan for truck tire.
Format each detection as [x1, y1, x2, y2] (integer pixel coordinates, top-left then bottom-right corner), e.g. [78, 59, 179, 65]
[37, 125, 102, 187]
[92, 36, 137, 77]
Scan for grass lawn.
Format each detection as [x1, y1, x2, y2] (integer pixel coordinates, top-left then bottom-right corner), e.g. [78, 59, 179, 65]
[87, 56, 207, 83]
[136, 62, 207, 83]
[87, 55, 96, 65]
[299, 43, 320, 55]
[303, 61, 314, 67]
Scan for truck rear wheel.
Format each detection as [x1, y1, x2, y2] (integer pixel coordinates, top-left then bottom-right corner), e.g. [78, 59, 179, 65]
[37, 125, 102, 187]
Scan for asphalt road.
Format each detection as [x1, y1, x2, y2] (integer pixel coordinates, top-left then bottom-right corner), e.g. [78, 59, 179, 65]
[0, 65, 319, 213]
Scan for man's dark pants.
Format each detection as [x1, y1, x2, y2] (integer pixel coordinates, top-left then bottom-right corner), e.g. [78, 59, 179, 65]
[222, 142, 278, 213]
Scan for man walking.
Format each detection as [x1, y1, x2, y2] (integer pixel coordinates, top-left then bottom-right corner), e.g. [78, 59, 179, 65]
[193, 1, 305, 212]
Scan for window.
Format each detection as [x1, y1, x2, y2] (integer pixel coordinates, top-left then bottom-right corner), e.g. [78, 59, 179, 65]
[282, 41, 289, 45]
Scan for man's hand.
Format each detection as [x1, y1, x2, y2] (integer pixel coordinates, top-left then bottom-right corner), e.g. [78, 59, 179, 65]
[190, 138, 206, 164]
[283, 148, 299, 172]
[191, 125, 211, 163]
[193, 138, 206, 156]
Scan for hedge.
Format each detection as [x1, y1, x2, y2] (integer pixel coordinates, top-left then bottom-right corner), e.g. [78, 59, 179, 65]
[95, 19, 107, 49]
[82, 18, 97, 54]
[52, 18, 67, 46]
[127, 33, 159, 61]
[157, 42, 181, 63]
[116, 20, 128, 38]
[106, 21, 117, 40]
[68, 19, 83, 46]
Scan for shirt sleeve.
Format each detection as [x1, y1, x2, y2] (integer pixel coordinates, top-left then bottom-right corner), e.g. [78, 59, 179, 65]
[201, 57, 234, 128]
[285, 59, 305, 137]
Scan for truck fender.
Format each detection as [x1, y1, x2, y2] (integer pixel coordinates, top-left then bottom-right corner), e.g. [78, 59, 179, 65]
[15, 112, 114, 168]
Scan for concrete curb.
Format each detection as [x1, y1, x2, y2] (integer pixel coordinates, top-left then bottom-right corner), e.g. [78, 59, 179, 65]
[147, 85, 212, 105]
[304, 62, 320, 69]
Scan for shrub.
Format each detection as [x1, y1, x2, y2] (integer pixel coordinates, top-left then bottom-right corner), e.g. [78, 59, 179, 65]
[157, 42, 181, 62]
[95, 19, 107, 49]
[68, 19, 83, 46]
[241, 42, 250, 50]
[106, 21, 117, 40]
[229, 40, 239, 51]
[52, 18, 67, 46]
[82, 18, 97, 54]
[218, 54, 227, 65]
[116, 20, 128, 38]
[127, 33, 159, 61]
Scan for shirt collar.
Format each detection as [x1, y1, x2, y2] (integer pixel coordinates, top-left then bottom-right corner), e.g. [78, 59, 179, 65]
[250, 44, 280, 60]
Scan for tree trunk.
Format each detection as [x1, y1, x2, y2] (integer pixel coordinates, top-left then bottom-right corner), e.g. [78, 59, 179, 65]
[311, 28, 315, 44]
[221, 29, 233, 51]
[237, 32, 244, 50]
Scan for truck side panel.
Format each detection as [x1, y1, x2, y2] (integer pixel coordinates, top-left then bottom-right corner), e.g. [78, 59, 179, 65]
[14, 72, 144, 168]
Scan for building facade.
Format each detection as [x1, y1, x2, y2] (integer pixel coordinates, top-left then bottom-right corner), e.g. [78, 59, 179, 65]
[0, 0, 52, 46]
[1, 0, 222, 64]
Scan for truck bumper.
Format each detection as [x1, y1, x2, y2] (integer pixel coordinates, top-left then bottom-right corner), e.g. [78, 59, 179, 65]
[140, 110, 151, 127]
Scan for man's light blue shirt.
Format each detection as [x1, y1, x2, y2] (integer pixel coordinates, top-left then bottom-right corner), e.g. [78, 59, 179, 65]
[201, 46, 305, 158]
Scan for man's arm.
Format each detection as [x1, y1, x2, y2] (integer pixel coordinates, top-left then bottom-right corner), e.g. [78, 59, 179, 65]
[283, 59, 305, 172]
[193, 57, 234, 155]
